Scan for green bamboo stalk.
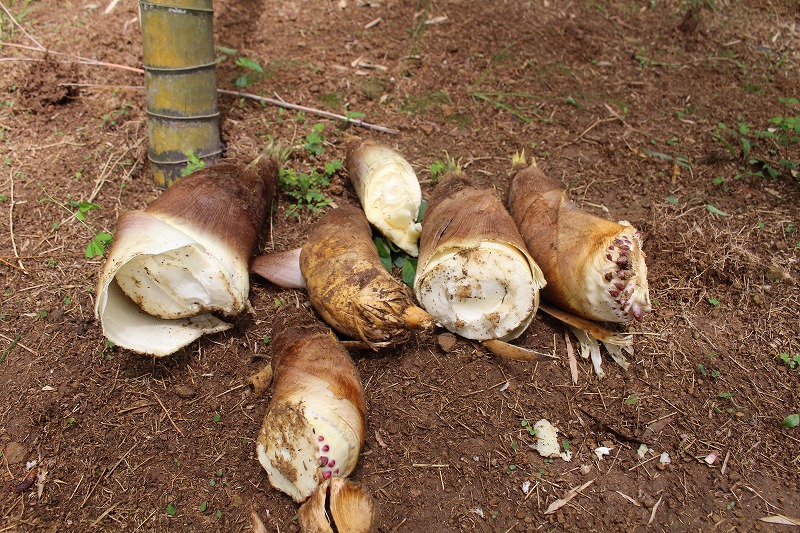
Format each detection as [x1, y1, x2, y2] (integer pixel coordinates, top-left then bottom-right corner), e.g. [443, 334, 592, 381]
[140, 0, 222, 188]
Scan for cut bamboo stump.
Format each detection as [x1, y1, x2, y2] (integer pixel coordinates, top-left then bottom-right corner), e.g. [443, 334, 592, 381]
[140, 0, 222, 188]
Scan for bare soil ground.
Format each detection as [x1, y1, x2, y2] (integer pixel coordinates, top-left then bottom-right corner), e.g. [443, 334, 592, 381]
[1, 0, 799, 531]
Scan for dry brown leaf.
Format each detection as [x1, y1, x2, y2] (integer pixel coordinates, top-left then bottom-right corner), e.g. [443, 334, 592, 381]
[251, 509, 268, 533]
[759, 515, 800, 526]
[248, 364, 274, 397]
[544, 478, 595, 514]
[564, 330, 578, 385]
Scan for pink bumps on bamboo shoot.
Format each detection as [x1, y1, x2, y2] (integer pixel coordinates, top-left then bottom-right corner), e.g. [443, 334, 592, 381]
[507, 156, 651, 324]
[257, 308, 366, 503]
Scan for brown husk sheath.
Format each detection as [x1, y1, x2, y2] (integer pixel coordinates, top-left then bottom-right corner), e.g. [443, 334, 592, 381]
[299, 205, 434, 348]
[418, 173, 532, 264]
[146, 157, 277, 264]
[297, 477, 376, 533]
[94, 156, 278, 357]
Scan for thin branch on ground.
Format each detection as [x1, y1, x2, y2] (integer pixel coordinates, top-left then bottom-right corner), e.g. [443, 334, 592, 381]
[56, 83, 401, 134]
[218, 89, 400, 134]
[8, 170, 25, 273]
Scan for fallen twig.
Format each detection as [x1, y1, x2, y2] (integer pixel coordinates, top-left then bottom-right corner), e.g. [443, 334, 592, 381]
[647, 494, 664, 525]
[0, 1, 45, 51]
[0, 333, 37, 355]
[153, 392, 184, 437]
[218, 89, 400, 134]
[8, 170, 25, 273]
[56, 82, 402, 134]
[759, 515, 800, 526]
[0, 41, 145, 73]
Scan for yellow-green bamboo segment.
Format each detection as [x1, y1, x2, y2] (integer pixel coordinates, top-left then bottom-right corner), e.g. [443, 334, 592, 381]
[140, 0, 222, 188]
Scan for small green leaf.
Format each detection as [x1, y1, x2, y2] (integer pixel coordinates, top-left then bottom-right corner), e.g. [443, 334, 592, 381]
[402, 257, 417, 287]
[199, 501, 208, 512]
[565, 96, 583, 109]
[705, 204, 730, 216]
[166, 503, 176, 516]
[235, 57, 263, 73]
[697, 363, 707, 376]
[213, 412, 221, 423]
[665, 196, 679, 205]
[215, 45, 238, 55]
[417, 200, 427, 222]
[562, 440, 570, 452]
[717, 391, 735, 399]
[782, 414, 799, 428]
[643, 150, 673, 161]
[216, 510, 223, 519]
[740, 137, 751, 159]
[707, 297, 720, 307]
[262, 336, 270, 344]
[345, 111, 366, 120]
[624, 394, 638, 405]
[324, 160, 343, 176]
[373, 237, 392, 271]
[85, 232, 113, 258]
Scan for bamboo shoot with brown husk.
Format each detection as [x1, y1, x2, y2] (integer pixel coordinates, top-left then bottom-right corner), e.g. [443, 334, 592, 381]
[298, 205, 435, 348]
[346, 137, 422, 256]
[507, 155, 651, 375]
[414, 163, 546, 341]
[257, 308, 366, 503]
[95, 157, 277, 356]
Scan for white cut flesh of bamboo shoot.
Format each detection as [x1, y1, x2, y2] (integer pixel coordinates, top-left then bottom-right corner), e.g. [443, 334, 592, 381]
[415, 242, 539, 341]
[347, 139, 422, 256]
[95, 211, 246, 356]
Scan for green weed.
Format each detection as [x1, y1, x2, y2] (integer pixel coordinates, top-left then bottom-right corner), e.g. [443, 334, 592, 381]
[779, 352, 800, 370]
[711, 100, 800, 179]
[181, 151, 206, 177]
[783, 414, 799, 428]
[302, 124, 326, 158]
[215, 46, 264, 87]
[373, 235, 418, 287]
[520, 419, 537, 437]
[279, 160, 341, 217]
[101, 103, 131, 129]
